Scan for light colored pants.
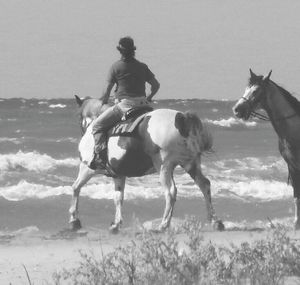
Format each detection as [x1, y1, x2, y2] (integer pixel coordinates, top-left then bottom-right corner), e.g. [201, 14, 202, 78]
[92, 97, 150, 152]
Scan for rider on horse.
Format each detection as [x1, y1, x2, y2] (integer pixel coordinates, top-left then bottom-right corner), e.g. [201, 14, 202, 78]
[90, 36, 160, 171]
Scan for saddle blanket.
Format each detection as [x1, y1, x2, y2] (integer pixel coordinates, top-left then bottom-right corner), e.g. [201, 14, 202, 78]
[109, 107, 152, 137]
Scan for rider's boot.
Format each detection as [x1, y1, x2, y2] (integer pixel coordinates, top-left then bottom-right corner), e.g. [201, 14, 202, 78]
[89, 132, 117, 178]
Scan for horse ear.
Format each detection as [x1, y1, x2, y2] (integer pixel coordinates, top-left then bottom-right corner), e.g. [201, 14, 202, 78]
[263, 70, 272, 82]
[74, 95, 83, 107]
[249, 68, 257, 78]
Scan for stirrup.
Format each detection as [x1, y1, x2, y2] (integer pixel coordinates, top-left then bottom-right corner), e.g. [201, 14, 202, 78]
[103, 163, 117, 178]
[89, 152, 106, 170]
[89, 152, 117, 178]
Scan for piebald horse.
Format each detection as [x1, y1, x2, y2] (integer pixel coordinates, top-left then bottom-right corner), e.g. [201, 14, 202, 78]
[233, 69, 300, 229]
[69, 95, 224, 232]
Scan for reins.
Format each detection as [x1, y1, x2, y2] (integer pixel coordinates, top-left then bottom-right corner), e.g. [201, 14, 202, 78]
[251, 109, 298, 122]
[250, 111, 269, 121]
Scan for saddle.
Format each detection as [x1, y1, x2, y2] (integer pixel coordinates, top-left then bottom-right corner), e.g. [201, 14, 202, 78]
[89, 105, 153, 176]
[109, 105, 153, 137]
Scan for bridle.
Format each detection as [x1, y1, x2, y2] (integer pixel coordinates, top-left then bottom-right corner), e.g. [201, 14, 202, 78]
[241, 87, 298, 122]
[240, 95, 270, 121]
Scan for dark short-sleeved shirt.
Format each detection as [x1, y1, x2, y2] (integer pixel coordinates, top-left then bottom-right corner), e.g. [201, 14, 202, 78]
[107, 58, 155, 99]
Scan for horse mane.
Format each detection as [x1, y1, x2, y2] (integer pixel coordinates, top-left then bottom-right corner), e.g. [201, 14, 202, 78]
[271, 81, 300, 116]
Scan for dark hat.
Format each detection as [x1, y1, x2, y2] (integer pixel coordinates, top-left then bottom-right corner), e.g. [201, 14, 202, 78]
[117, 37, 136, 51]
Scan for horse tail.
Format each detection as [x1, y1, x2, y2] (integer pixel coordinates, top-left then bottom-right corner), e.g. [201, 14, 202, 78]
[175, 111, 213, 154]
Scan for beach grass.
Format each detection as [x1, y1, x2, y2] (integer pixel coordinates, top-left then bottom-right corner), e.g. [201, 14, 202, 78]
[52, 217, 300, 285]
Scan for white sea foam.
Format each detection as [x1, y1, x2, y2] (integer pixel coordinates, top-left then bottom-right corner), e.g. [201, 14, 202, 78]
[205, 117, 257, 129]
[210, 157, 287, 181]
[38, 101, 48, 105]
[39, 110, 53, 114]
[0, 151, 79, 172]
[0, 176, 293, 202]
[173, 175, 292, 201]
[0, 180, 73, 201]
[0, 180, 163, 201]
[49, 104, 66, 109]
[0, 118, 18, 122]
[212, 179, 292, 201]
[0, 154, 292, 202]
[175, 155, 290, 201]
[55, 137, 78, 143]
[0, 137, 21, 144]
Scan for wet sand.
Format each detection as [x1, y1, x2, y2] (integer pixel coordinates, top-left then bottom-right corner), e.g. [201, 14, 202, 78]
[0, 195, 294, 231]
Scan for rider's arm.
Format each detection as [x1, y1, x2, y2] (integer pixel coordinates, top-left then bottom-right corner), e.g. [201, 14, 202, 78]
[100, 64, 116, 104]
[100, 81, 114, 104]
[146, 77, 160, 102]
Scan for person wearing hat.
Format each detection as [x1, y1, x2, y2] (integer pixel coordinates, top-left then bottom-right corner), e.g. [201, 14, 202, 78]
[90, 36, 160, 172]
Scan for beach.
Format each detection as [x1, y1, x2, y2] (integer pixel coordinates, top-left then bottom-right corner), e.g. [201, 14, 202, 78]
[1, 219, 300, 284]
[0, 195, 298, 284]
[0, 97, 297, 283]
[1, 0, 300, 283]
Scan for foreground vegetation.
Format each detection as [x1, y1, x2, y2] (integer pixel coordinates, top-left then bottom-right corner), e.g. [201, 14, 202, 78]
[53, 217, 300, 285]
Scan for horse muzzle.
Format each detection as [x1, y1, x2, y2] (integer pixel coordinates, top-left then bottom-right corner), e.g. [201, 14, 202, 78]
[232, 100, 251, 120]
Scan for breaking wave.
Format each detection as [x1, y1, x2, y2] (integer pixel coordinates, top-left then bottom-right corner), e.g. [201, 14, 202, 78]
[0, 151, 78, 172]
[212, 179, 292, 201]
[0, 137, 21, 144]
[0, 176, 292, 202]
[49, 104, 66, 109]
[205, 117, 257, 129]
[0, 155, 292, 202]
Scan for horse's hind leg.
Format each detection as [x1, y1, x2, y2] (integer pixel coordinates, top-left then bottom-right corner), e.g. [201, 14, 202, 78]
[187, 160, 224, 231]
[158, 163, 177, 231]
[289, 168, 300, 230]
[69, 162, 95, 230]
[109, 176, 126, 234]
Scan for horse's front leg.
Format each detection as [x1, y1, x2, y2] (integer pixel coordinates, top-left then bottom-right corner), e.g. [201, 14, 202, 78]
[109, 176, 126, 234]
[69, 162, 95, 231]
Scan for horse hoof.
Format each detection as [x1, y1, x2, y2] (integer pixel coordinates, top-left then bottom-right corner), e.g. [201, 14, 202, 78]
[70, 219, 82, 231]
[157, 224, 168, 233]
[213, 220, 225, 231]
[109, 223, 120, 234]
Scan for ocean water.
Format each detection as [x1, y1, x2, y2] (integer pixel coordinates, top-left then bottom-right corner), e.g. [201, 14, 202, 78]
[0, 97, 291, 202]
[1, 1, 300, 234]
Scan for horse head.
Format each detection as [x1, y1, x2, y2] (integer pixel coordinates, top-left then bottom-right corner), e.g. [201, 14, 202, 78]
[233, 69, 272, 120]
[74, 95, 109, 134]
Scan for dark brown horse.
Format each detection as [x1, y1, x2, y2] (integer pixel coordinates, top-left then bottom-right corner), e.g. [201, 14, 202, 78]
[69, 96, 224, 232]
[233, 69, 300, 229]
